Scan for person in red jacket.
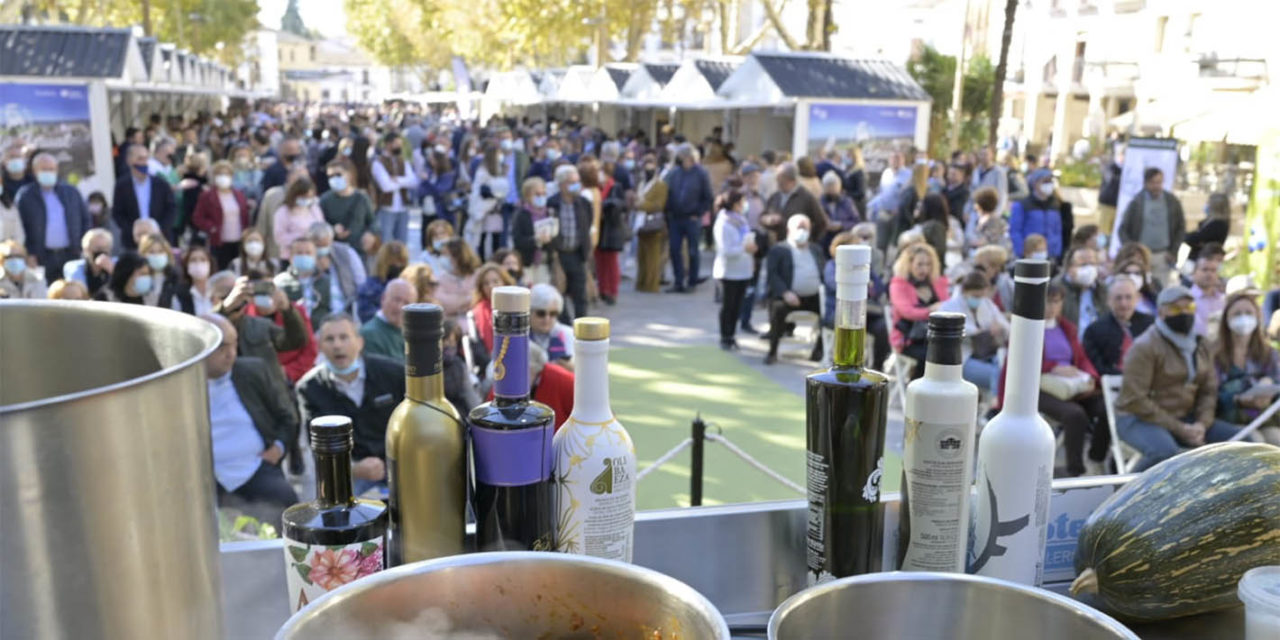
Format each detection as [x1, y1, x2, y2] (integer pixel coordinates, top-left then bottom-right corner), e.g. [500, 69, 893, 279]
[888, 243, 950, 379]
[997, 282, 1110, 477]
[192, 160, 252, 270]
[249, 296, 317, 385]
[470, 263, 514, 353]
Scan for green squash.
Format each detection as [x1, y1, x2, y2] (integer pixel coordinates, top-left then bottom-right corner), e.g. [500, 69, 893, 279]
[1070, 442, 1280, 621]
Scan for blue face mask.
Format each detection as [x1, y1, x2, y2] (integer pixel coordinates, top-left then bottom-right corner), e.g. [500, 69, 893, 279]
[533, 195, 547, 208]
[567, 182, 582, 194]
[622, 159, 635, 170]
[36, 171, 58, 187]
[132, 274, 153, 295]
[966, 296, 983, 310]
[292, 254, 316, 273]
[546, 149, 561, 161]
[316, 246, 332, 257]
[146, 253, 169, 271]
[326, 357, 361, 376]
[4, 257, 26, 275]
[433, 239, 447, 252]
[342, 146, 353, 156]
[328, 175, 348, 192]
[6, 158, 25, 174]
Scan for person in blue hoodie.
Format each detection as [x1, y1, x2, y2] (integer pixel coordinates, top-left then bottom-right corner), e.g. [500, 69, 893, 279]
[1009, 168, 1065, 260]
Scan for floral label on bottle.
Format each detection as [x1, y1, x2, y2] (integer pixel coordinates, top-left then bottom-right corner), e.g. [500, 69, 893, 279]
[282, 536, 384, 613]
[554, 416, 636, 561]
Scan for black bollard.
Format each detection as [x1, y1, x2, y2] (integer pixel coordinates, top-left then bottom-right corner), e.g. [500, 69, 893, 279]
[690, 414, 706, 507]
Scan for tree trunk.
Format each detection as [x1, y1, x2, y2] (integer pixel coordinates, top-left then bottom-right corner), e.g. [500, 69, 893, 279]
[989, 0, 1018, 148]
[805, 0, 824, 50]
[762, 0, 801, 50]
[821, 0, 833, 51]
[141, 0, 152, 35]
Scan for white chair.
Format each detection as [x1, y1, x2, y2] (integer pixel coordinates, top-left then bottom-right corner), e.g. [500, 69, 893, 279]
[884, 347, 916, 410]
[1101, 374, 1143, 473]
[783, 310, 823, 354]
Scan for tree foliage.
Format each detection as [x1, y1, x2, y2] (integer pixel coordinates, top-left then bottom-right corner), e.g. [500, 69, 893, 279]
[13, 0, 259, 62]
[909, 45, 995, 157]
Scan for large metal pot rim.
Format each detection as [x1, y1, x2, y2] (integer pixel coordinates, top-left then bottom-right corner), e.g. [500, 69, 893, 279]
[276, 551, 732, 639]
[767, 571, 1139, 639]
[0, 300, 220, 414]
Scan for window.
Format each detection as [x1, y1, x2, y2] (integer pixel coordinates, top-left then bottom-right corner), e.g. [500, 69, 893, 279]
[1073, 41, 1086, 82]
[1154, 16, 1168, 53]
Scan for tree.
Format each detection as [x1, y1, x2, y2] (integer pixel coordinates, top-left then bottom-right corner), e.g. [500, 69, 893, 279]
[989, 0, 1018, 148]
[909, 46, 995, 157]
[16, 0, 258, 61]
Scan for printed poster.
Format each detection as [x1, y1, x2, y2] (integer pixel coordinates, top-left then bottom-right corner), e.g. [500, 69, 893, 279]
[807, 102, 919, 176]
[1109, 137, 1179, 257]
[0, 83, 96, 188]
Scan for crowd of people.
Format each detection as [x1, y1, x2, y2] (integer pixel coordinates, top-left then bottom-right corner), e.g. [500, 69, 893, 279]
[1, 100, 1276, 525]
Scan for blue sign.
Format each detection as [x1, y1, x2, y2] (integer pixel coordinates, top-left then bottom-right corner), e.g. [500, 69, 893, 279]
[0, 83, 90, 127]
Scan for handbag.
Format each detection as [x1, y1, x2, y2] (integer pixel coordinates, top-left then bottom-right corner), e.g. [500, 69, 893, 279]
[969, 330, 999, 361]
[637, 212, 666, 236]
[1040, 370, 1095, 400]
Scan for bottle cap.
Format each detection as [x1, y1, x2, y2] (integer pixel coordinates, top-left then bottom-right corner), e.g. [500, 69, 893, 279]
[835, 244, 871, 302]
[309, 415, 353, 455]
[1012, 259, 1050, 320]
[927, 312, 966, 337]
[492, 286, 530, 314]
[925, 312, 966, 366]
[574, 317, 609, 340]
[402, 303, 444, 341]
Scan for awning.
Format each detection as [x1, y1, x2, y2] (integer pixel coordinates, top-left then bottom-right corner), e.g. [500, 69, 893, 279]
[1171, 87, 1279, 145]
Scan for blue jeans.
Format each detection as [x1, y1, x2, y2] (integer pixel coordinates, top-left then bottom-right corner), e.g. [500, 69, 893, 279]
[668, 215, 702, 288]
[1116, 413, 1240, 472]
[352, 477, 389, 498]
[962, 356, 1001, 396]
[377, 208, 409, 244]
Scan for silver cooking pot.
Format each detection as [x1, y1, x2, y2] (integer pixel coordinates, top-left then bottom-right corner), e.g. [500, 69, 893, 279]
[276, 551, 731, 639]
[769, 572, 1138, 639]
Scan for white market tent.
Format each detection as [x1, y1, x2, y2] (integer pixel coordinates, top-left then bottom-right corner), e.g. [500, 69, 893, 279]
[716, 51, 931, 165]
[619, 63, 680, 100]
[659, 57, 742, 103]
[480, 70, 541, 121]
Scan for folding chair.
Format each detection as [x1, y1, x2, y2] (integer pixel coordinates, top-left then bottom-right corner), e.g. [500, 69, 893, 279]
[1101, 374, 1143, 473]
[884, 347, 916, 411]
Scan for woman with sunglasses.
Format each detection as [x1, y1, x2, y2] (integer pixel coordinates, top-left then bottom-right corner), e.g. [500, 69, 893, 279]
[529, 283, 575, 371]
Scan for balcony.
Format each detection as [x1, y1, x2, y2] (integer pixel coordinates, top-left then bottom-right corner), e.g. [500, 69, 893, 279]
[1197, 56, 1268, 80]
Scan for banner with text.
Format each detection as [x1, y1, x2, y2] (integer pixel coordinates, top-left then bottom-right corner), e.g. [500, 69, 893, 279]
[0, 83, 96, 188]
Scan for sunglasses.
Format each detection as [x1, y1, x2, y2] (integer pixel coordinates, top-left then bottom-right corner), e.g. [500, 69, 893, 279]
[533, 309, 559, 318]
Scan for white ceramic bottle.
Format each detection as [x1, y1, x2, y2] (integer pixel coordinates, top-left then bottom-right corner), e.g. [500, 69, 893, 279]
[553, 317, 637, 561]
[969, 260, 1056, 586]
[900, 312, 979, 573]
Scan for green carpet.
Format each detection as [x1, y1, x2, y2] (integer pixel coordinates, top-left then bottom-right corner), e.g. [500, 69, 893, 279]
[608, 345, 901, 511]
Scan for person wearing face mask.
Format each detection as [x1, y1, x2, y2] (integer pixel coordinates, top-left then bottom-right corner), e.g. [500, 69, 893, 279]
[468, 143, 510, 259]
[229, 228, 281, 277]
[418, 145, 460, 229]
[183, 245, 216, 315]
[93, 251, 152, 304]
[763, 214, 828, 365]
[1083, 275, 1154, 376]
[714, 190, 757, 350]
[370, 133, 419, 245]
[319, 157, 377, 259]
[297, 313, 406, 495]
[428, 238, 481, 319]
[528, 140, 561, 183]
[84, 191, 119, 243]
[18, 152, 92, 283]
[938, 271, 1009, 397]
[138, 233, 193, 312]
[547, 164, 593, 320]
[1054, 246, 1106, 338]
[356, 240, 411, 323]
[888, 242, 949, 377]
[274, 236, 332, 330]
[111, 144, 177, 251]
[62, 228, 115, 297]
[307, 222, 366, 317]
[271, 177, 324, 261]
[260, 136, 305, 194]
[2, 144, 33, 198]
[1116, 286, 1241, 471]
[422, 219, 456, 273]
[0, 177, 25, 246]
[1009, 168, 1064, 260]
[1213, 292, 1280, 445]
[0, 241, 47, 299]
[511, 177, 556, 285]
[193, 160, 251, 269]
[229, 144, 263, 207]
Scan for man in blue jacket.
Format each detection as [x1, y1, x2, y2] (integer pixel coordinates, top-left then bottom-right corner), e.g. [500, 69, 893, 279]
[16, 153, 91, 283]
[663, 143, 713, 293]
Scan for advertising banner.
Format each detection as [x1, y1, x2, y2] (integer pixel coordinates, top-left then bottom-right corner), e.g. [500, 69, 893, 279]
[1109, 137, 1179, 256]
[807, 102, 919, 175]
[0, 83, 96, 188]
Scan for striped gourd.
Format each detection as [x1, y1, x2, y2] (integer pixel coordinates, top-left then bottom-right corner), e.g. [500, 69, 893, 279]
[1070, 442, 1280, 621]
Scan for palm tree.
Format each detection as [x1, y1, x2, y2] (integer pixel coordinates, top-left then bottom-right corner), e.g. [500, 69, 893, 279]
[989, 0, 1019, 148]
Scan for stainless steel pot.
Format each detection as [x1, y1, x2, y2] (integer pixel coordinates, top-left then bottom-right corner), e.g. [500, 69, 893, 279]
[769, 572, 1138, 639]
[276, 551, 731, 639]
[0, 300, 223, 640]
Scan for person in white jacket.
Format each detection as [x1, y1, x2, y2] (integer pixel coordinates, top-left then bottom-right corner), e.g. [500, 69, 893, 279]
[938, 270, 1010, 397]
[467, 143, 509, 260]
[713, 190, 756, 350]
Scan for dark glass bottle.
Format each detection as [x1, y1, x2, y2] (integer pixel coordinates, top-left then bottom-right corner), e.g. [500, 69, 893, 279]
[468, 286, 557, 552]
[281, 416, 388, 612]
[805, 245, 890, 584]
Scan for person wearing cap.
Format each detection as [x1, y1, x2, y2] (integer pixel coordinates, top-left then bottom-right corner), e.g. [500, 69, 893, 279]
[1212, 291, 1280, 445]
[1118, 167, 1185, 286]
[1009, 168, 1064, 261]
[297, 313, 406, 495]
[1116, 285, 1241, 471]
[201, 313, 298, 526]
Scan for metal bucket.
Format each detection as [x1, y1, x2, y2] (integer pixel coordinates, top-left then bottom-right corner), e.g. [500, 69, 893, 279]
[0, 300, 223, 640]
[769, 572, 1138, 640]
[276, 551, 731, 639]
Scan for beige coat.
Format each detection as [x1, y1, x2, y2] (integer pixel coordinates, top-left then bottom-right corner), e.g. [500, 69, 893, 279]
[1116, 327, 1218, 431]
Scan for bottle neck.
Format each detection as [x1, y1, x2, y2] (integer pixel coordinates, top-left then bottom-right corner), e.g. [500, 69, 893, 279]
[924, 360, 963, 381]
[832, 297, 866, 369]
[314, 449, 354, 507]
[1003, 314, 1047, 416]
[493, 313, 531, 403]
[571, 338, 612, 422]
[404, 334, 446, 404]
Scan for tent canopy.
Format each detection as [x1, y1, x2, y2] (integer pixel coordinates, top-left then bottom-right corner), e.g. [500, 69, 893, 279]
[658, 57, 742, 104]
[1171, 87, 1279, 145]
[719, 51, 929, 104]
[0, 25, 145, 82]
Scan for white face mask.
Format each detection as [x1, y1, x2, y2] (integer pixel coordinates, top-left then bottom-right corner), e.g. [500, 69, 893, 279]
[789, 228, 810, 245]
[188, 261, 210, 280]
[1030, 251, 1048, 261]
[1229, 314, 1258, 336]
[214, 174, 232, 189]
[1037, 182, 1056, 198]
[245, 241, 265, 258]
[1073, 264, 1098, 288]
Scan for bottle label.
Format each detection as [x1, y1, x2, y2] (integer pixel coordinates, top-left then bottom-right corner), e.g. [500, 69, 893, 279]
[554, 416, 637, 561]
[471, 422, 555, 486]
[968, 460, 1051, 585]
[901, 418, 972, 572]
[492, 333, 529, 398]
[282, 535, 385, 613]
